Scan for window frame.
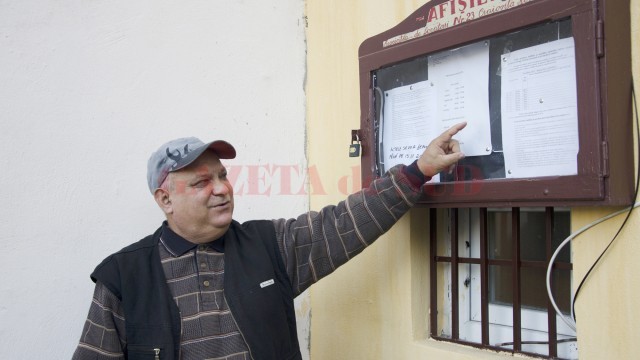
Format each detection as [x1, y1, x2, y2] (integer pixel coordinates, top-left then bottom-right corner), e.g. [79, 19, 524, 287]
[430, 207, 576, 359]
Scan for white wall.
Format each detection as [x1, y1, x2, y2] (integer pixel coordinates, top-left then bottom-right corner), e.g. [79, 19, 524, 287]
[0, 0, 308, 358]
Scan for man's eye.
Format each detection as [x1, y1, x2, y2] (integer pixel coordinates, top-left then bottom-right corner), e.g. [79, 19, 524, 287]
[194, 180, 209, 187]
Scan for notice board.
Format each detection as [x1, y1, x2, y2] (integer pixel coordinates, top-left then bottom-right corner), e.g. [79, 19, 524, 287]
[358, 0, 633, 207]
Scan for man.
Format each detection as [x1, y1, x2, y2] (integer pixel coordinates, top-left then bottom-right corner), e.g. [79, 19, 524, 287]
[72, 122, 466, 360]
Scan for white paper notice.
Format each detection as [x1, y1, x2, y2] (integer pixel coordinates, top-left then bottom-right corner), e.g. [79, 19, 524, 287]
[501, 37, 578, 178]
[381, 81, 438, 172]
[428, 41, 492, 157]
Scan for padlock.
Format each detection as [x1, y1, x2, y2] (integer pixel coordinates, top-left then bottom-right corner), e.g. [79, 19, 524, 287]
[349, 142, 361, 157]
[349, 129, 361, 158]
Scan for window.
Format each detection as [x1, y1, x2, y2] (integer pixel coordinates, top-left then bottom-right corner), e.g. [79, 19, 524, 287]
[430, 207, 577, 359]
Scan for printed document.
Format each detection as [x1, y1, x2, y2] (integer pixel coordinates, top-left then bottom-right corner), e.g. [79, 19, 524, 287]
[501, 37, 578, 178]
[379, 40, 492, 178]
[428, 41, 492, 157]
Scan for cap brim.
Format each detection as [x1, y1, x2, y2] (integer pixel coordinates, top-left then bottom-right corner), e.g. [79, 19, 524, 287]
[171, 140, 236, 172]
[208, 140, 236, 159]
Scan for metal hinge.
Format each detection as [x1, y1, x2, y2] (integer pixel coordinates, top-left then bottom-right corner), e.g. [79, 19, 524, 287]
[596, 19, 604, 58]
[601, 141, 609, 178]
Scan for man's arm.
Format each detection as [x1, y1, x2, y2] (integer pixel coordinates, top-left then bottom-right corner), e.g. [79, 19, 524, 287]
[273, 123, 466, 296]
[71, 282, 126, 360]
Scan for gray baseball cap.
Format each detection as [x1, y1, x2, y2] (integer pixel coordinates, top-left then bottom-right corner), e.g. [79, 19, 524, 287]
[147, 137, 236, 193]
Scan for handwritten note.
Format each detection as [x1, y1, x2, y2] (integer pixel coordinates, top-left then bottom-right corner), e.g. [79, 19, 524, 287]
[501, 37, 578, 178]
[381, 81, 438, 177]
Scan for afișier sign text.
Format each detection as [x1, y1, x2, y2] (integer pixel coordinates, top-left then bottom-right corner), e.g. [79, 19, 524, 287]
[383, 0, 538, 48]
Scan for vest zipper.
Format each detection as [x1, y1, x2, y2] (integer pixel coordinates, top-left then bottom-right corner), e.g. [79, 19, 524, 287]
[154, 348, 160, 360]
[178, 311, 183, 359]
[225, 295, 255, 360]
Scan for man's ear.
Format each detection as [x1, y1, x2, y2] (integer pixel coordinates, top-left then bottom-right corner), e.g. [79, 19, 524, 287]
[154, 188, 173, 215]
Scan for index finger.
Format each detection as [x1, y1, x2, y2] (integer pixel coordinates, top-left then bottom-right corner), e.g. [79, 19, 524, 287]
[438, 122, 467, 141]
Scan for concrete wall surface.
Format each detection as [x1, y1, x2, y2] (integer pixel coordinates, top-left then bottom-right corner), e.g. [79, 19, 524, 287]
[0, 1, 308, 358]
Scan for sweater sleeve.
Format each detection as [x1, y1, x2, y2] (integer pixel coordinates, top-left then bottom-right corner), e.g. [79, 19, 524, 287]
[71, 282, 127, 360]
[272, 163, 427, 296]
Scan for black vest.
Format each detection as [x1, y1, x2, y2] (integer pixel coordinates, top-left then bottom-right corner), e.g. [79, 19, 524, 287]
[91, 220, 302, 360]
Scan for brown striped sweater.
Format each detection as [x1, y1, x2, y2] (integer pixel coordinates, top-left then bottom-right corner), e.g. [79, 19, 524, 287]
[71, 163, 426, 360]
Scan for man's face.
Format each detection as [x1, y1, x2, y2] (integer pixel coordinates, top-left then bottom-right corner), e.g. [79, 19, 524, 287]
[162, 151, 234, 241]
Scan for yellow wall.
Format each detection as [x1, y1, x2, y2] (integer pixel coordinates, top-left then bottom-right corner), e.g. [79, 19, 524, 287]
[306, 1, 639, 359]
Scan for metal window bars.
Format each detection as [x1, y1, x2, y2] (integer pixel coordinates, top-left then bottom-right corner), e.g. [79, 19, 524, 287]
[430, 207, 574, 359]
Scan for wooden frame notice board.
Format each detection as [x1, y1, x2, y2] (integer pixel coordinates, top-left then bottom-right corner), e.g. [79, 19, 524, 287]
[357, 0, 633, 207]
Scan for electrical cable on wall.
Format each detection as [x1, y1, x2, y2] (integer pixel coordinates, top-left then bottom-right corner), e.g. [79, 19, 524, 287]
[546, 79, 640, 332]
